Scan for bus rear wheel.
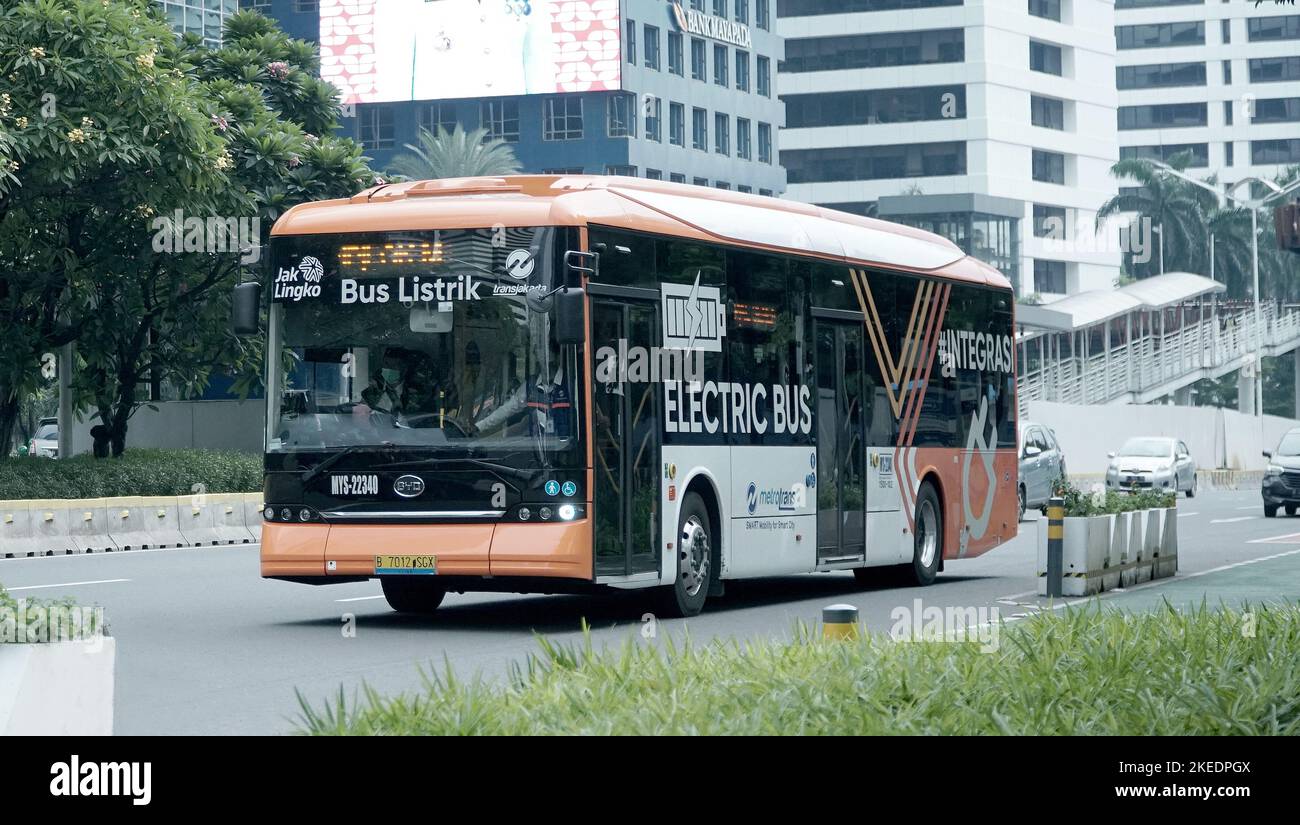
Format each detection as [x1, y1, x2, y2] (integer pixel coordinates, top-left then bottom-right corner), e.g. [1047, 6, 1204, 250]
[380, 576, 446, 614]
[661, 492, 712, 618]
[903, 482, 943, 586]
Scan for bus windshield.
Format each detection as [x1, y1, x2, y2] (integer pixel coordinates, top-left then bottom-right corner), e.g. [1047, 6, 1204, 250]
[266, 227, 580, 464]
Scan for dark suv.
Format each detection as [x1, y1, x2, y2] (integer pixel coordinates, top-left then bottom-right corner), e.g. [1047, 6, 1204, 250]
[1262, 427, 1300, 517]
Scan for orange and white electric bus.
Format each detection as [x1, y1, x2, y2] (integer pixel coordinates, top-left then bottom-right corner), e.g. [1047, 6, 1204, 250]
[237, 176, 1018, 617]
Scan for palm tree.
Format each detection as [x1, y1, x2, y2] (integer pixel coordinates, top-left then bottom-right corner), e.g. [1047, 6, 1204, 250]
[386, 125, 521, 180]
[1096, 151, 1217, 279]
[1205, 206, 1254, 297]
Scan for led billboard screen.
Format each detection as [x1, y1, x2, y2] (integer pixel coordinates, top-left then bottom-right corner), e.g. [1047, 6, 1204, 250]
[320, 0, 623, 104]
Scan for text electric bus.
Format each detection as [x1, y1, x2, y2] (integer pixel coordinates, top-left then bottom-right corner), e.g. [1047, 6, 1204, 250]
[234, 176, 1018, 617]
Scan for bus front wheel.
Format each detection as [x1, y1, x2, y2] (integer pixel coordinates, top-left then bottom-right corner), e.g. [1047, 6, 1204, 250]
[662, 492, 712, 618]
[380, 576, 446, 614]
[905, 483, 943, 586]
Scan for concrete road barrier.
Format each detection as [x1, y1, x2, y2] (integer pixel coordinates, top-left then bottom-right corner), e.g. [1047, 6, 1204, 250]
[243, 492, 264, 544]
[106, 497, 155, 551]
[29, 500, 77, 556]
[177, 494, 218, 547]
[212, 494, 255, 545]
[136, 496, 188, 549]
[2, 493, 264, 558]
[68, 498, 119, 554]
[0, 501, 39, 559]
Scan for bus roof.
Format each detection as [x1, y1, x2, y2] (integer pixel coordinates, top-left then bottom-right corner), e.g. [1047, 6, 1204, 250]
[270, 175, 1011, 289]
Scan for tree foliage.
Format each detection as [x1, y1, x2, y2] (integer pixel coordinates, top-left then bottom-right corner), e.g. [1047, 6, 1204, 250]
[0, 2, 376, 457]
[1097, 156, 1300, 302]
[387, 125, 522, 181]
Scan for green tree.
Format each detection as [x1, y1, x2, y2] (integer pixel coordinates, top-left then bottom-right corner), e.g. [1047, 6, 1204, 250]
[1096, 151, 1217, 280]
[0, 0, 229, 458]
[0, 2, 377, 457]
[387, 125, 521, 181]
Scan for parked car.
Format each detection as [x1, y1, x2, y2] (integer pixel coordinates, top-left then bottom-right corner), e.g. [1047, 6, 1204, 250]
[1261, 427, 1300, 517]
[1018, 422, 1067, 520]
[1105, 436, 1196, 497]
[28, 417, 57, 458]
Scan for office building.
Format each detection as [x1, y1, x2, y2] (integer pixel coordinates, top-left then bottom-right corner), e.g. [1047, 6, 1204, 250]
[247, 0, 786, 193]
[1115, 0, 1300, 184]
[778, 0, 1123, 297]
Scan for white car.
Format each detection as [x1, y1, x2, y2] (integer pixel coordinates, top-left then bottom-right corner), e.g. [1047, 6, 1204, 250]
[1105, 436, 1196, 497]
[28, 418, 57, 458]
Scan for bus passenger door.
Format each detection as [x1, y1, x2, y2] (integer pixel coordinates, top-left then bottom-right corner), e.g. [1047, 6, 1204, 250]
[591, 300, 662, 578]
[815, 320, 866, 563]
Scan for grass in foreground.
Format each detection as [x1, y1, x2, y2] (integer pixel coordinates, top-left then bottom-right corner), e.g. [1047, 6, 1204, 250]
[297, 603, 1300, 735]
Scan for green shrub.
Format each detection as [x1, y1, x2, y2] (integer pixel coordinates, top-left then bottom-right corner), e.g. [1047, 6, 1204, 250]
[0, 449, 261, 500]
[1055, 479, 1176, 517]
[296, 604, 1300, 735]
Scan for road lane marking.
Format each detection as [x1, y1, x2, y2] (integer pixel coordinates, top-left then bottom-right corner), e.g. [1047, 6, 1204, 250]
[6, 578, 130, 592]
[1248, 530, 1300, 544]
[1210, 516, 1254, 523]
[335, 594, 384, 603]
[1177, 512, 1198, 518]
[1236, 506, 1261, 511]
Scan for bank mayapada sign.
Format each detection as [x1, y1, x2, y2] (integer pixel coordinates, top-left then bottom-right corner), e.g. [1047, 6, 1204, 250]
[671, 2, 753, 49]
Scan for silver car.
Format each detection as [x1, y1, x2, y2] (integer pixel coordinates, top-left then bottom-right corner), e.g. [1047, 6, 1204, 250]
[1105, 436, 1196, 497]
[28, 418, 57, 458]
[1018, 422, 1067, 520]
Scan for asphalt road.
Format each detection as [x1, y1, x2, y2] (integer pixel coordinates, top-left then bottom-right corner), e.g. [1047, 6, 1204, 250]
[3, 487, 1298, 735]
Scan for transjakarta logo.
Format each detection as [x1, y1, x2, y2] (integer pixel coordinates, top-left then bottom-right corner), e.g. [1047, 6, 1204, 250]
[937, 329, 1014, 375]
[747, 481, 801, 514]
[50, 755, 151, 806]
[273, 255, 325, 301]
[505, 249, 535, 280]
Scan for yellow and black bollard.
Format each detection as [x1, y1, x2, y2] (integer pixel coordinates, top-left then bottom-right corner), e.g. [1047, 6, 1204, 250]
[1046, 496, 1065, 598]
[822, 604, 860, 640]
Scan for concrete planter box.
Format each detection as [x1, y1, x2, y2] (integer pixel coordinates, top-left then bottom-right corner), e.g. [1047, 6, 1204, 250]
[1037, 507, 1178, 596]
[1037, 514, 1109, 596]
[1154, 506, 1178, 579]
[0, 637, 115, 735]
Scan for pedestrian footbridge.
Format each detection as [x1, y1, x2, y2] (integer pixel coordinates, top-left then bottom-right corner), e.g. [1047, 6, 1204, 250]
[1015, 272, 1300, 416]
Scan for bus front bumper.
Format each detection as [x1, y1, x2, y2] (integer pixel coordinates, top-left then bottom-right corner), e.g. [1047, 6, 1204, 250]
[259, 518, 594, 582]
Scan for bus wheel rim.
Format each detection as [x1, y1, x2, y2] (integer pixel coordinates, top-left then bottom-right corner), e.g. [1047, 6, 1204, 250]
[918, 499, 938, 569]
[679, 516, 709, 597]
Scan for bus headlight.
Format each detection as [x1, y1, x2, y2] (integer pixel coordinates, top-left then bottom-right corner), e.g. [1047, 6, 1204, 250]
[539, 506, 553, 521]
[558, 504, 577, 521]
[518, 507, 531, 521]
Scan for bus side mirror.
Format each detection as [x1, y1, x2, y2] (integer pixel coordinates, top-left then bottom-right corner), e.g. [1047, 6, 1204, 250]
[232, 282, 262, 335]
[554, 288, 585, 346]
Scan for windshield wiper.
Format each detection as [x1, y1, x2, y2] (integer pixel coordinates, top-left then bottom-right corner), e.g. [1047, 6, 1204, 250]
[301, 443, 394, 484]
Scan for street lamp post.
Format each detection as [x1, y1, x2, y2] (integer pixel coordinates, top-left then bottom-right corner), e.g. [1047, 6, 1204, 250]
[1147, 161, 1300, 418]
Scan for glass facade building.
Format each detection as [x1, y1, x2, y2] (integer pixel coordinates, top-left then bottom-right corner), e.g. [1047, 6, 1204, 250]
[156, 0, 240, 48]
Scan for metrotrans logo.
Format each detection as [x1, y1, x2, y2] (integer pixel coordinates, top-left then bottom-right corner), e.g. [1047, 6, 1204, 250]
[746, 481, 803, 514]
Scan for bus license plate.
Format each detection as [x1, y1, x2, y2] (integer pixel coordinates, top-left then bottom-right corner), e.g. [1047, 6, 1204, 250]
[331, 474, 379, 496]
[375, 555, 437, 575]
